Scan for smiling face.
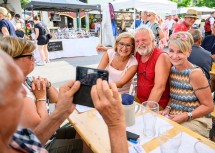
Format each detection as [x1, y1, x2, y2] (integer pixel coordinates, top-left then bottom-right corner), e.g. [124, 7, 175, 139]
[184, 17, 196, 26]
[168, 43, 190, 67]
[116, 37, 134, 57]
[135, 30, 154, 56]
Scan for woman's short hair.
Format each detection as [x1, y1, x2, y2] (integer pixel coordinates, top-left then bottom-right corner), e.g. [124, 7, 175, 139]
[114, 32, 135, 55]
[0, 7, 8, 17]
[168, 32, 194, 53]
[0, 36, 35, 58]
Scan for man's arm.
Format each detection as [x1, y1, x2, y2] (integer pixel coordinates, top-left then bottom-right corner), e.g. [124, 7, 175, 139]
[33, 80, 80, 145]
[148, 53, 171, 103]
[91, 79, 128, 153]
[1, 27, 9, 36]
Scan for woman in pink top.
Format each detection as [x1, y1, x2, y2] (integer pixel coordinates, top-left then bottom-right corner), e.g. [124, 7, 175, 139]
[98, 32, 138, 93]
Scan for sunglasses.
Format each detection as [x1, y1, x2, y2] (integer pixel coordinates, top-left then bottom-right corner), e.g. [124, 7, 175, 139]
[147, 14, 151, 17]
[14, 54, 34, 60]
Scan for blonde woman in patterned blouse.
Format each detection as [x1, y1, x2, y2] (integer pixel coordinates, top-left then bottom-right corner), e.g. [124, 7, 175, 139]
[160, 32, 214, 138]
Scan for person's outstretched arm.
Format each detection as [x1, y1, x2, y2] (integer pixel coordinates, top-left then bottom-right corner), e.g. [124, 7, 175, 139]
[33, 80, 80, 145]
[91, 79, 128, 153]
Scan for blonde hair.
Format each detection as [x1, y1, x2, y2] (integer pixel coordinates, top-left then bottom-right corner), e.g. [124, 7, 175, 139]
[0, 7, 8, 17]
[0, 36, 35, 58]
[114, 32, 135, 55]
[168, 32, 194, 53]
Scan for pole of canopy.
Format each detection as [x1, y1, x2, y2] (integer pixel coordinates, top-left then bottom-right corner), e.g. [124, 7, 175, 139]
[98, 5, 102, 45]
[76, 10, 80, 31]
[133, 1, 136, 30]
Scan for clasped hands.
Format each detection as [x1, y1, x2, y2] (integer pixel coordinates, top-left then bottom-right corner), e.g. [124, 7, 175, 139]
[159, 109, 188, 123]
[31, 76, 51, 100]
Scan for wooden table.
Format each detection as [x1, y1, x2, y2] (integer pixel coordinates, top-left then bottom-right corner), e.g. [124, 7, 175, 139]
[68, 104, 215, 153]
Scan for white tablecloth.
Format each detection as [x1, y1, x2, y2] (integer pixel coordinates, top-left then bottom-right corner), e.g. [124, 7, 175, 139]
[34, 37, 99, 61]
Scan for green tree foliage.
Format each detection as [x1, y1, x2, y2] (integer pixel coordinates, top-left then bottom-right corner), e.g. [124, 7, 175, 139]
[196, 0, 215, 8]
[21, 0, 29, 9]
[170, 0, 191, 7]
[171, 0, 215, 8]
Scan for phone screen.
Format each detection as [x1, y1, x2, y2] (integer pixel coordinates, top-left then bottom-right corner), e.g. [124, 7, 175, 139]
[77, 67, 108, 86]
[73, 66, 109, 107]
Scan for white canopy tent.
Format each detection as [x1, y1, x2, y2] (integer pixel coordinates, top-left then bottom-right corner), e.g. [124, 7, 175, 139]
[101, 0, 177, 46]
[112, 0, 177, 14]
[178, 6, 215, 14]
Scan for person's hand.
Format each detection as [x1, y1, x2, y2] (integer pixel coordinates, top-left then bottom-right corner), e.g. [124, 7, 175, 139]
[91, 79, 125, 128]
[159, 108, 170, 116]
[32, 76, 47, 100]
[32, 76, 47, 90]
[96, 44, 105, 52]
[55, 80, 80, 115]
[169, 113, 188, 123]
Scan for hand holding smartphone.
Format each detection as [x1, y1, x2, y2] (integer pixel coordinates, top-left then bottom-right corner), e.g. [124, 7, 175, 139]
[73, 66, 109, 107]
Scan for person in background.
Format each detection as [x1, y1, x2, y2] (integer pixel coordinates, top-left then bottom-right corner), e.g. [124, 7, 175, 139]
[140, 10, 149, 25]
[147, 10, 165, 48]
[98, 32, 138, 93]
[201, 26, 215, 59]
[130, 14, 142, 29]
[11, 13, 34, 38]
[163, 14, 175, 37]
[204, 11, 215, 37]
[94, 19, 101, 37]
[134, 26, 171, 109]
[174, 9, 197, 33]
[11, 14, 25, 38]
[0, 50, 128, 153]
[119, 15, 126, 33]
[188, 29, 212, 85]
[0, 7, 16, 37]
[160, 32, 213, 138]
[33, 15, 49, 66]
[172, 18, 179, 31]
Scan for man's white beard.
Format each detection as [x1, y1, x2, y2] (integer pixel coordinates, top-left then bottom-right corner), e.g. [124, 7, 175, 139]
[136, 44, 153, 56]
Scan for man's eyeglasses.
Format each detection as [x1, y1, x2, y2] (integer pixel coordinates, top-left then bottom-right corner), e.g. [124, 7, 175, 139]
[14, 54, 34, 60]
[118, 42, 133, 48]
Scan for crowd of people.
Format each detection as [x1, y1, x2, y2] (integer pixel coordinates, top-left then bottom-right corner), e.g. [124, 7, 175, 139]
[96, 8, 215, 145]
[1, 4, 215, 153]
[0, 7, 51, 66]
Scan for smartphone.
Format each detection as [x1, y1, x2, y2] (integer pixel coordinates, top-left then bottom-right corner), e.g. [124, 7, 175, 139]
[26, 77, 33, 88]
[73, 66, 109, 107]
[126, 131, 140, 141]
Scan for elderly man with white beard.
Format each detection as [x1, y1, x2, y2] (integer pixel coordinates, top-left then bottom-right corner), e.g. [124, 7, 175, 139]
[134, 26, 171, 110]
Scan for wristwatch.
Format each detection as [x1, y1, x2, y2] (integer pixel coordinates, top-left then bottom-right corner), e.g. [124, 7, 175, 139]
[187, 112, 193, 121]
